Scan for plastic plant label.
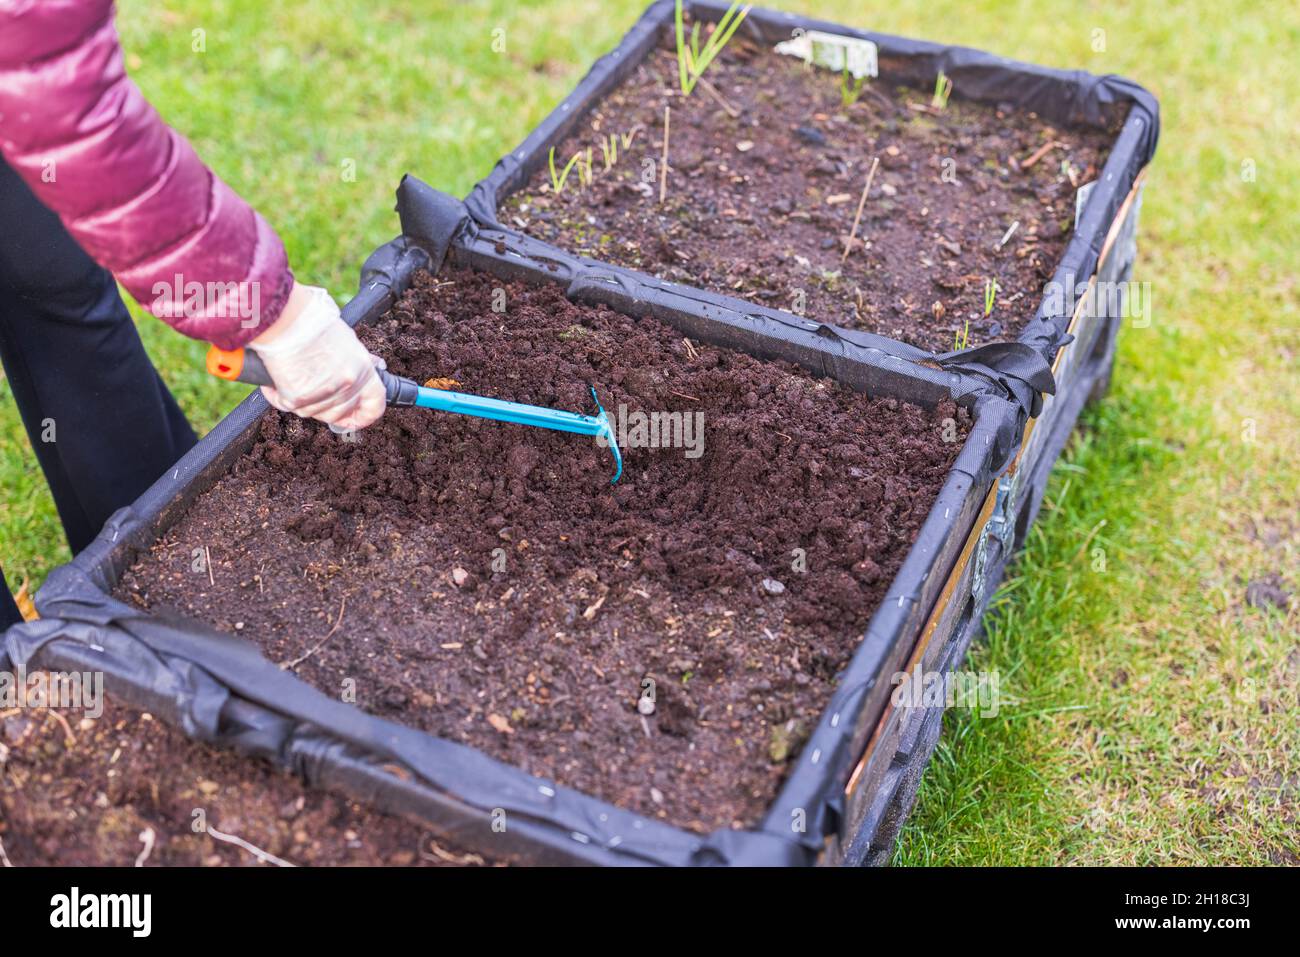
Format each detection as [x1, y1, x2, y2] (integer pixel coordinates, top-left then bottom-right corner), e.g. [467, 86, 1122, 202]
[775, 30, 879, 79]
[1074, 180, 1096, 227]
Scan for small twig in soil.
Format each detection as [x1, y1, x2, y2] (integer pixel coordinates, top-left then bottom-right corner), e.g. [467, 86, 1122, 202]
[582, 592, 608, 621]
[44, 708, 77, 748]
[996, 220, 1020, 250]
[682, 337, 699, 360]
[659, 106, 671, 204]
[697, 75, 741, 118]
[206, 824, 295, 867]
[135, 827, 156, 867]
[669, 390, 700, 402]
[419, 834, 485, 866]
[281, 596, 347, 670]
[863, 85, 894, 113]
[205, 545, 214, 587]
[1020, 140, 1063, 169]
[0, 833, 12, 867]
[841, 156, 881, 262]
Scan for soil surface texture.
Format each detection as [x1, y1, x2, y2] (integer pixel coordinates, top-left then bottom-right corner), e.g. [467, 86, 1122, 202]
[499, 41, 1116, 353]
[0, 684, 495, 866]
[115, 268, 969, 833]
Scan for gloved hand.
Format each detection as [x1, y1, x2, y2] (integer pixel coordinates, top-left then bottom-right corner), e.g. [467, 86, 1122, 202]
[250, 282, 386, 430]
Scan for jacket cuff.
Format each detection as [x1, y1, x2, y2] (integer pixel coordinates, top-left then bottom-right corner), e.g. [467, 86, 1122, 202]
[206, 266, 295, 350]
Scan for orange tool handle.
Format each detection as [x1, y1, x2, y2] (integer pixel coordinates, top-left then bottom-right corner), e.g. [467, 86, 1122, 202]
[207, 345, 415, 406]
[205, 345, 272, 385]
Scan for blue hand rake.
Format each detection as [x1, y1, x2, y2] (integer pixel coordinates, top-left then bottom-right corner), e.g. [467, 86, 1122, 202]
[207, 345, 623, 483]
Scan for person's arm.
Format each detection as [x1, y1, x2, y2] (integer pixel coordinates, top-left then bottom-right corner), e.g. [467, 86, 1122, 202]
[0, 0, 383, 429]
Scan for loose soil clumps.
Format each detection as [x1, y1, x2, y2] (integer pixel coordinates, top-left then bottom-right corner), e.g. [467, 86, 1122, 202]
[117, 268, 968, 831]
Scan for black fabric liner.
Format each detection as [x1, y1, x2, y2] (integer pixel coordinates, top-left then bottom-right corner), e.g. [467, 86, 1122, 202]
[0, 1, 1156, 866]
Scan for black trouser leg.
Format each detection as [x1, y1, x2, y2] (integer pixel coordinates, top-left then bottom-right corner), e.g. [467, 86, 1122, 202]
[0, 565, 20, 629]
[0, 157, 196, 595]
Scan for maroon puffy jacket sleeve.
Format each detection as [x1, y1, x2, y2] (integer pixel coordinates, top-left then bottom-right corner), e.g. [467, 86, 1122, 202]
[0, 0, 293, 348]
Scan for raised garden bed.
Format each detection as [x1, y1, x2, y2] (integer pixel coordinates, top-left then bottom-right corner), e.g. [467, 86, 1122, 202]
[7, 213, 1017, 864]
[467, 0, 1159, 489]
[4, 0, 1156, 866]
[113, 268, 968, 832]
[498, 39, 1115, 353]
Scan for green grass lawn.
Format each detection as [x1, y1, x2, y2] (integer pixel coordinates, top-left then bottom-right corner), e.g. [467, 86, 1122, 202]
[1, 0, 1295, 864]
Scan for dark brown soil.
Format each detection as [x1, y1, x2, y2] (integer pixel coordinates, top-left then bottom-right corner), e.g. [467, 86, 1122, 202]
[498, 42, 1115, 353]
[114, 267, 968, 833]
[0, 683, 495, 866]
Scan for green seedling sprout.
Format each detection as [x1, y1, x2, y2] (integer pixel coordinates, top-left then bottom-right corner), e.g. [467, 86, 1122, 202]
[840, 66, 867, 108]
[675, 0, 751, 96]
[600, 128, 642, 171]
[953, 319, 970, 351]
[956, 277, 998, 351]
[548, 146, 582, 195]
[660, 106, 671, 203]
[931, 70, 953, 110]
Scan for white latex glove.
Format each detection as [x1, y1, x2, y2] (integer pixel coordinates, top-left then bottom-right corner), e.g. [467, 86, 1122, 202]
[250, 282, 386, 430]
